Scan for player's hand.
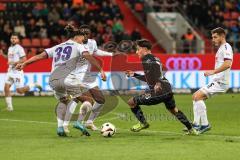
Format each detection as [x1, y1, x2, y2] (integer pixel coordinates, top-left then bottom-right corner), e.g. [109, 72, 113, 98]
[100, 70, 107, 81]
[204, 70, 215, 77]
[15, 63, 25, 71]
[125, 70, 134, 77]
[154, 82, 162, 93]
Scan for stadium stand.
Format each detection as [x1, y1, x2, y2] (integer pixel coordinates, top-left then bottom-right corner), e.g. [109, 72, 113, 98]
[126, 0, 240, 53]
[0, 0, 143, 56]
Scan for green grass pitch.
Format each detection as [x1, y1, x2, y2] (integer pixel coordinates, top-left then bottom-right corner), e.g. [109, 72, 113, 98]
[0, 94, 240, 160]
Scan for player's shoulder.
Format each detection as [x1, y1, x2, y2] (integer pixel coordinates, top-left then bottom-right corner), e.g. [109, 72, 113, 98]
[88, 39, 96, 43]
[222, 43, 233, 51]
[88, 39, 97, 45]
[14, 44, 24, 50]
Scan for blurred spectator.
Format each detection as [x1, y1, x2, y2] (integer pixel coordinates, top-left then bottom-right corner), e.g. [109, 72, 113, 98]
[14, 20, 26, 38]
[48, 8, 60, 24]
[112, 18, 124, 34]
[0, 0, 126, 49]
[131, 28, 142, 41]
[181, 29, 196, 53]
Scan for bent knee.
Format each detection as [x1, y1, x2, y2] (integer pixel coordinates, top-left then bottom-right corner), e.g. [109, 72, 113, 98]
[192, 92, 205, 101]
[16, 89, 24, 94]
[95, 97, 105, 104]
[127, 98, 136, 108]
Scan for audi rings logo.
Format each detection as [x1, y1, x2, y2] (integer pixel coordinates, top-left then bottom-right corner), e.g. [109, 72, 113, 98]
[166, 57, 202, 70]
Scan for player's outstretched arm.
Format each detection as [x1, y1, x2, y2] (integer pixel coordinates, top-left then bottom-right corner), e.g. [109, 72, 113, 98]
[125, 70, 147, 82]
[204, 60, 232, 76]
[95, 49, 113, 56]
[15, 51, 48, 70]
[82, 51, 106, 81]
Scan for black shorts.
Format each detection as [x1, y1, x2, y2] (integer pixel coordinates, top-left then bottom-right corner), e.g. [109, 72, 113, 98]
[133, 92, 176, 109]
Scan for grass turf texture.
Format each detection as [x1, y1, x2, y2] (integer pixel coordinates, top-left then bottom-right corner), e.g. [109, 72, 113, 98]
[0, 94, 240, 160]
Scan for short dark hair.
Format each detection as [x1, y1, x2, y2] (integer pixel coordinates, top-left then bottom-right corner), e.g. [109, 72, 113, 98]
[64, 24, 85, 38]
[211, 27, 226, 36]
[11, 32, 19, 38]
[79, 24, 91, 35]
[136, 39, 152, 50]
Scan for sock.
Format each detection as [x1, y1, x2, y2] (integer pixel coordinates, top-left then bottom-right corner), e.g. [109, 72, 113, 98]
[63, 100, 78, 126]
[78, 101, 92, 122]
[5, 97, 13, 109]
[56, 102, 67, 127]
[57, 118, 64, 127]
[193, 101, 201, 125]
[196, 100, 209, 126]
[174, 110, 192, 130]
[131, 105, 147, 124]
[86, 102, 103, 123]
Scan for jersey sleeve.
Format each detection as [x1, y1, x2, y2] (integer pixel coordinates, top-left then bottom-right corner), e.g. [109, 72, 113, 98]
[223, 44, 233, 61]
[92, 40, 98, 53]
[45, 46, 55, 58]
[18, 46, 26, 58]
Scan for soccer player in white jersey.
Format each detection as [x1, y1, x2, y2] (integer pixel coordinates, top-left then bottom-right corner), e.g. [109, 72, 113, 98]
[0, 33, 41, 111]
[191, 27, 233, 134]
[62, 25, 114, 131]
[16, 25, 106, 136]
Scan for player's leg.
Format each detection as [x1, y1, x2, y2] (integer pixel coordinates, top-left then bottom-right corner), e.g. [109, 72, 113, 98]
[193, 81, 226, 133]
[165, 95, 198, 135]
[4, 73, 14, 111]
[4, 83, 13, 111]
[77, 92, 94, 123]
[192, 89, 209, 131]
[63, 75, 92, 136]
[49, 78, 70, 136]
[85, 86, 105, 130]
[55, 95, 70, 137]
[16, 83, 42, 94]
[127, 94, 150, 132]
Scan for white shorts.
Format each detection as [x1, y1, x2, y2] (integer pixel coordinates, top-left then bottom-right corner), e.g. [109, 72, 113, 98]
[64, 73, 93, 98]
[5, 72, 25, 89]
[54, 91, 68, 101]
[200, 81, 228, 98]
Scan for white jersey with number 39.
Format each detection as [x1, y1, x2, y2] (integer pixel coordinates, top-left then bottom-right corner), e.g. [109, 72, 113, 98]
[45, 39, 89, 73]
[213, 42, 233, 84]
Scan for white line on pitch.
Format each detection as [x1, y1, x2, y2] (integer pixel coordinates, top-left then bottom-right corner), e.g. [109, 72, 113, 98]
[0, 118, 240, 140]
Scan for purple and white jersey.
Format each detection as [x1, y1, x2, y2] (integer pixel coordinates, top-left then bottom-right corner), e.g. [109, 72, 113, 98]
[213, 42, 233, 84]
[45, 39, 89, 72]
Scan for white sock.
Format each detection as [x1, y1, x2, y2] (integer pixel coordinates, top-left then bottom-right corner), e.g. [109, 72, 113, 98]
[195, 100, 209, 126]
[57, 118, 64, 127]
[5, 97, 13, 109]
[78, 101, 92, 122]
[63, 100, 78, 126]
[193, 101, 200, 125]
[87, 102, 103, 123]
[198, 100, 209, 126]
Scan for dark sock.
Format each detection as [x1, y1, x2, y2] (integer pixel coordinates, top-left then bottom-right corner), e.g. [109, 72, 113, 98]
[131, 105, 147, 124]
[174, 110, 192, 130]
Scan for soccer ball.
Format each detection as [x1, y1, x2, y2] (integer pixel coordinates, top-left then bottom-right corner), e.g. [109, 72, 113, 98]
[100, 122, 116, 137]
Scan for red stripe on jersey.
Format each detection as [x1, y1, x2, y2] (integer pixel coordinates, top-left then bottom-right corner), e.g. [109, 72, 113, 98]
[224, 58, 232, 61]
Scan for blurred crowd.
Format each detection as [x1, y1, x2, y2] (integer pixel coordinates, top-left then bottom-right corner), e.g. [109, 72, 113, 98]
[181, 0, 240, 50]
[0, 0, 142, 52]
[127, 0, 240, 52]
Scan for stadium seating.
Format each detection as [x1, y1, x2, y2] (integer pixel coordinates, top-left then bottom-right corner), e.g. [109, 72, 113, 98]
[0, 0, 132, 50]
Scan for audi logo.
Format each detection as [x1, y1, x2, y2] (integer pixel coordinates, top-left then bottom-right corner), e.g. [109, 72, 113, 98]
[166, 57, 202, 70]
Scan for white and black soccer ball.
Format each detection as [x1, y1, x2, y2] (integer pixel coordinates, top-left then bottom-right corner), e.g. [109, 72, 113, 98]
[100, 122, 116, 137]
